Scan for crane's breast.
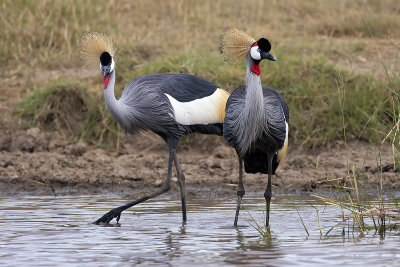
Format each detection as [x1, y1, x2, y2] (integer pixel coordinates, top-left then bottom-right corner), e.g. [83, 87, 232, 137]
[165, 88, 230, 125]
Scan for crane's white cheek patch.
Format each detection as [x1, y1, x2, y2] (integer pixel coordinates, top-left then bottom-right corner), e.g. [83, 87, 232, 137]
[250, 46, 261, 60]
[110, 59, 115, 72]
[165, 89, 230, 125]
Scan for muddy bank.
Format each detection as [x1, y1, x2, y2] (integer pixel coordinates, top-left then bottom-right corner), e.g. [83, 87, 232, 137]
[0, 128, 398, 197]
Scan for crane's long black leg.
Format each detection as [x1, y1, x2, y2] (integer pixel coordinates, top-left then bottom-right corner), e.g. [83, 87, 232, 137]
[264, 154, 274, 231]
[234, 158, 244, 226]
[93, 149, 174, 225]
[173, 151, 187, 222]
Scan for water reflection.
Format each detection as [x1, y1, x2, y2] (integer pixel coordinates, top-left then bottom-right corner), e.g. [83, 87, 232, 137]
[0, 195, 399, 266]
[224, 227, 285, 265]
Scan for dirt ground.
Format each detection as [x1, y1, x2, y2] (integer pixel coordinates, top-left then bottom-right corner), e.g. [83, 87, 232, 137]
[0, 127, 398, 198]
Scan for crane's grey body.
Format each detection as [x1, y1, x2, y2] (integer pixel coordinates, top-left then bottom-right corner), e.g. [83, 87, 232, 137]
[225, 84, 289, 174]
[105, 71, 224, 147]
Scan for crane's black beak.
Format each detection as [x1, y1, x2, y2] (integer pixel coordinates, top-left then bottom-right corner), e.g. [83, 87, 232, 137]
[261, 51, 277, 61]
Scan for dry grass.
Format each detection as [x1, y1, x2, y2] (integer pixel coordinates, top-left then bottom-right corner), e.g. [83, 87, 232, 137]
[314, 193, 400, 235]
[2, 0, 400, 72]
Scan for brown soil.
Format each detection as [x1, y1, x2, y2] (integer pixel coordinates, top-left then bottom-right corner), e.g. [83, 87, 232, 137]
[0, 127, 398, 197]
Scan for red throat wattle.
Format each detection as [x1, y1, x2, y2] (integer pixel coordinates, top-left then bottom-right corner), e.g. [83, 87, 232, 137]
[252, 63, 261, 76]
[251, 42, 261, 76]
[103, 74, 110, 89]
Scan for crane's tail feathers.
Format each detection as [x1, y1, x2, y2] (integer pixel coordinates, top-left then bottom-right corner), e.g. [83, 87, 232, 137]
[80, 32, 117, 69]
[220, 28, 255, 64]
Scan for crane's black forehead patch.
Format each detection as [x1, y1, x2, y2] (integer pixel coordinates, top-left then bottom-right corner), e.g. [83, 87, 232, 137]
[257, 38, 271, 52]
[100, 52, 112, 66]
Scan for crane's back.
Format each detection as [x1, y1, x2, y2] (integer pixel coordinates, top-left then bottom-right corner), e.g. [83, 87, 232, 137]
[121, 73, 219, 102]
[116, 73, 229, 139]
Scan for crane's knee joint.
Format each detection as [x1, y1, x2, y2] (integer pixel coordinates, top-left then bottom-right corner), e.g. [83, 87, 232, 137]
[237, 190, 245, 198]
[264, 190, 272, 201]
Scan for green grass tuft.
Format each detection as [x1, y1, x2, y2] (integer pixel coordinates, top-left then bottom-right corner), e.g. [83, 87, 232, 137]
[15, 79, 121, 148]
[15, 80, 90, 135]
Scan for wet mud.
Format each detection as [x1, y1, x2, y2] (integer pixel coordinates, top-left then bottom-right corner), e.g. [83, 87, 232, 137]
[0, 128, 399, 197]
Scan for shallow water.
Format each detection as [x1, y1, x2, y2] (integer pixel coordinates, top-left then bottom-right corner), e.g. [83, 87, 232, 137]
[1, 195, 399, 266]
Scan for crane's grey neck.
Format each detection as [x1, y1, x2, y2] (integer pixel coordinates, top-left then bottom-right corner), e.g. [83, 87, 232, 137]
[236, 54, 265, 156]
[103, 70, 177, 137]
[104, 71, 126, 128]
[104, 71, 117, 111]
[245, 54, 264, 109]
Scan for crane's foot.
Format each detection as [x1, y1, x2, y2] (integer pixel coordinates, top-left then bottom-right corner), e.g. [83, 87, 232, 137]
[93, 208, 122, 225]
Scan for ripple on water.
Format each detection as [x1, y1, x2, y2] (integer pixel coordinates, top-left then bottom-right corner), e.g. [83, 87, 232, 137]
[0, 195, 399, 266]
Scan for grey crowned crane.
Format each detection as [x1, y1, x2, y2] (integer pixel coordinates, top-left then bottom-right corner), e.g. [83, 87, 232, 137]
[221, 29, 289, 229]
[80, 32, 230, 225]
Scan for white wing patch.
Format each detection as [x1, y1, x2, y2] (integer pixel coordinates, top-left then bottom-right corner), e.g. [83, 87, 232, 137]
[277, 122, 289, 163]
[165, 89, 229, 125]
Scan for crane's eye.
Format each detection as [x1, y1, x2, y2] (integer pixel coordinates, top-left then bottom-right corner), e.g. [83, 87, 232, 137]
[257, 48, 261, 53]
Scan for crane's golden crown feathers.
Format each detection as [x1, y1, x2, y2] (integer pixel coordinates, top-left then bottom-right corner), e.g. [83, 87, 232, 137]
[80, 32, 116, 69]
[220, 28, 256, 64]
